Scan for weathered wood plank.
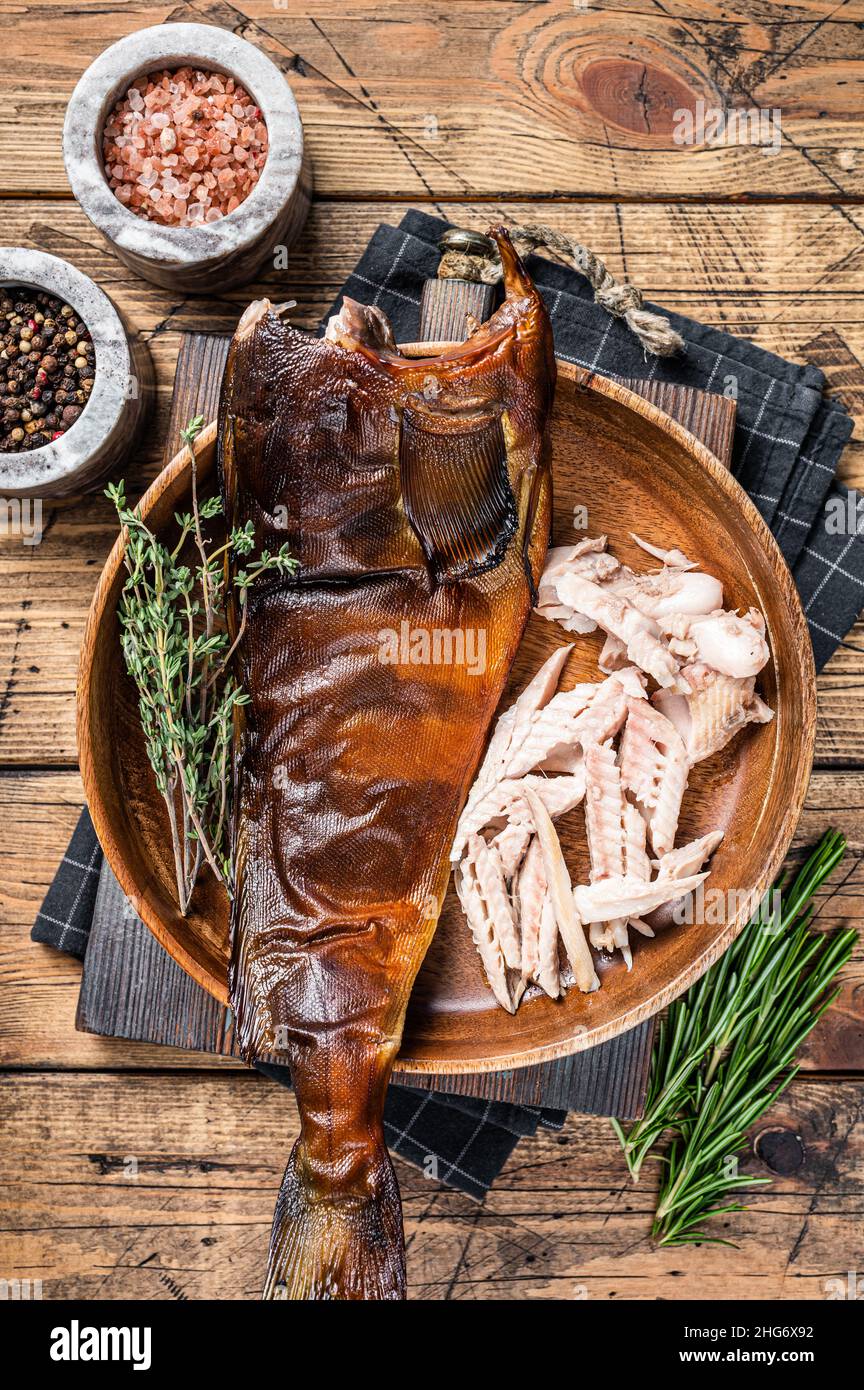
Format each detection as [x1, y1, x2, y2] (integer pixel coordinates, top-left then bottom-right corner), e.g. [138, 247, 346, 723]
[0, 770, 244, 1071]
[1, 198, 863, 767]
[1, 0, 863, 199]
[2, 0, 861, 1307]
[2, 769, 861, 1072]
[1, 1071, 861, 1300]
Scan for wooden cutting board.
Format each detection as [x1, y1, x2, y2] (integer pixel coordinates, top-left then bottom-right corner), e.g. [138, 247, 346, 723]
[75, 332, 736, 1116]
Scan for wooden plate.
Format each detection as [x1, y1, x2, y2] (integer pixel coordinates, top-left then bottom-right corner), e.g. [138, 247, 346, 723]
[77, 355, 816, 1074]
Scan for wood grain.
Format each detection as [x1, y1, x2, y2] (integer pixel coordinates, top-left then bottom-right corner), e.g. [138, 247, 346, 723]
[2, 0, 863, 1303]
[2, 1070, 861, 1300]
[2, 199, 863, 399]
[69, 339, 732, 1105]
[2, 0, 862, 201]
[76, 852, 653, 1113]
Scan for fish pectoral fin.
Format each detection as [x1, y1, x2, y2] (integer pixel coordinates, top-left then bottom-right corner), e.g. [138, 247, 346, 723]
[400, 407, 517, 581]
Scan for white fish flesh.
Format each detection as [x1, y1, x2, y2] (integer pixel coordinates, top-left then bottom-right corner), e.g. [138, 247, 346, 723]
[454, 855, 522, 1014]
[523, 786, 599, 992]
[611, 568, 724, 621]
[655, 830, 724, 880]
[583, 741, 627, 881]
[588, 917, 633, 964]
[459, 644, 573, 825]
[618, 697, 689, 856]
[465, 833, 522, 971]
[489, 818, 533, 881]
[598, 632, 628, 674]
[554, 573, 685, 691]
[452, 770, 585, 862]
[654, 665, 774, 763]
[503, 675, 629, 778]
[516, 837, 561, 998]
[630, 534, 697, 569]
[583, 747, 651, 967]
[536, 537, 621, 604]
[624, 798, 652, 883]
[456, 529, 773, 1014]
[574, 870, 708, 923]
[679, 608, 769, 679]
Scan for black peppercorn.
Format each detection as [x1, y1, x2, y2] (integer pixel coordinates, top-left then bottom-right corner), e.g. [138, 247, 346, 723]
[0, 286, 95, 452]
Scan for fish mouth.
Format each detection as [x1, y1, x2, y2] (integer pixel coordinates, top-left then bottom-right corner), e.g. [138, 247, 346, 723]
[235, 296, 295, 341]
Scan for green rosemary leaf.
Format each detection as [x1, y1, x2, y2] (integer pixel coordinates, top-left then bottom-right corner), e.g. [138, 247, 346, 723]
[614, 831, 855, 1245]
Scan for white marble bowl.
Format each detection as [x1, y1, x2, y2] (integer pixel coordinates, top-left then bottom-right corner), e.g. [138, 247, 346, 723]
[0, 249, 153, 499]
[63, 23, 310, 292]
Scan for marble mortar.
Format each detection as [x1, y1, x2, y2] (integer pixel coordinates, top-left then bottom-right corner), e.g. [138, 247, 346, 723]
[0, 248, 153, 499]
[63, 23, 310, 293]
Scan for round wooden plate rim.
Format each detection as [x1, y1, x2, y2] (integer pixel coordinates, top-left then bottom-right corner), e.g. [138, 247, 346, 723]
[77, 353, 816, 1074]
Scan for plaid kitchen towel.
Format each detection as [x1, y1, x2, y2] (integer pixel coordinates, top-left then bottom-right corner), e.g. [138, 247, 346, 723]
[33, 211, 862, 1198]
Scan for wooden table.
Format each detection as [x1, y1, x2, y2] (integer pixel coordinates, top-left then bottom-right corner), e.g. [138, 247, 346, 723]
[2, 0, 863, 1301]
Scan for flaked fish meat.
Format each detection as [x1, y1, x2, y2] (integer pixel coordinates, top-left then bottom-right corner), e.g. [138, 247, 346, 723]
[455, 530, 773, 1006]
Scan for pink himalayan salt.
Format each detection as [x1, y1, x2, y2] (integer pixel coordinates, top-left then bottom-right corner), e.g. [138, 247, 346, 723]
[102, 66, 268, 229]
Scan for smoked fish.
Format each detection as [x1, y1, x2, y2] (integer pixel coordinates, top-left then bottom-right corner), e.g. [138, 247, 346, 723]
[218, 228, 555, 1300]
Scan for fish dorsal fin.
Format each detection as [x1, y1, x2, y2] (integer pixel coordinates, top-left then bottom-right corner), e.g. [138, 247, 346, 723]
[399, 404, 517, 582]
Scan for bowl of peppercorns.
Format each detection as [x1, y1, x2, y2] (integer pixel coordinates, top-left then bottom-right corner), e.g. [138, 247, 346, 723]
[0, 249, 152, 498]
[63, 23, 310, 293]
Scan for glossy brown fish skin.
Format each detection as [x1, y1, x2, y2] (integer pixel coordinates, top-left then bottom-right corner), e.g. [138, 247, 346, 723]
[218, 229, 555, 1300]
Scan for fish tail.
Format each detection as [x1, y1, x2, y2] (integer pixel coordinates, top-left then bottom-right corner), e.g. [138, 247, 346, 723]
[263, 1135, 406, 1301]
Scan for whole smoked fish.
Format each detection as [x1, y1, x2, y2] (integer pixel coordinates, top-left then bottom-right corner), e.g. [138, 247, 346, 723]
[218, 228, 555, 1300]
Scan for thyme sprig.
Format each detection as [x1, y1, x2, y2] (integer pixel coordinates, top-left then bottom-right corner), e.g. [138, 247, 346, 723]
[107, 414, 298, 913]
[612, 831, 855, 1247]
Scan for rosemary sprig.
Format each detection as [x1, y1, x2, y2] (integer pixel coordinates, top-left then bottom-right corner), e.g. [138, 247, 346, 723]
[107, 415, 298, 913]
[612, 831, 855, 1247]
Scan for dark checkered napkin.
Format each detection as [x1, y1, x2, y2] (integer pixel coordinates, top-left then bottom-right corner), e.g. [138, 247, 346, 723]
[33, 212, 862, 1200]
[31, 809, 102, 957]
